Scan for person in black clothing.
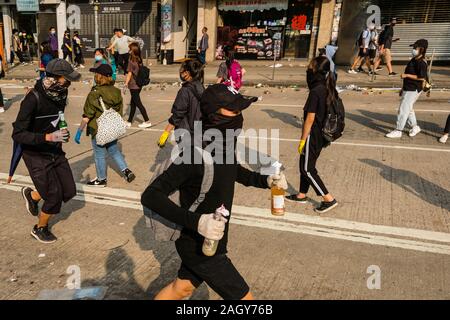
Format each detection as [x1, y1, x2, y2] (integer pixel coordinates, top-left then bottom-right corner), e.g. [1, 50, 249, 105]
[141, 84, 287, 300]
[286, 56, 338, 213]
[374, 17, 400, 76]
[12, 59, 81, 243]
[157, 59, 204, 147]
[386, 39, 428, 139]
[62, 30, 73, 64]
[439, 115, 449, 143]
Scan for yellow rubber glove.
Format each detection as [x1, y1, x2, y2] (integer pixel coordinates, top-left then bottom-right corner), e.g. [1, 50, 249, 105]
[157, 131, 170, 148]
[298, 140, 306, 155]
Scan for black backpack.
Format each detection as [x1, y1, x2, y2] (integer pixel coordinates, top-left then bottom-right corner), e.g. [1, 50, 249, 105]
[322, 95, 345, 143]
[356, 30, 365, 47]
[135, 65, 151, 87]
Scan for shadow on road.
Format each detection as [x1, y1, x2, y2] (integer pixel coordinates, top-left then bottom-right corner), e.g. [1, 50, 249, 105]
[133, 215, 210, 300]
[261, 108, 301, 128]
[360, 159, 450, 211]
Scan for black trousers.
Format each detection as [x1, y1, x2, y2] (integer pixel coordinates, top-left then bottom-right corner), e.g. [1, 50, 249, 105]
[0, 88, 4, 107]
[117, 53, 129, 74]
[63, 50, 72, 63]
[444, 115, 450, 134]
[299, 130, 329, 196]
[22, 151, 76, 215]
[16, 50, 25, 63]
[128, 88, 149, 122]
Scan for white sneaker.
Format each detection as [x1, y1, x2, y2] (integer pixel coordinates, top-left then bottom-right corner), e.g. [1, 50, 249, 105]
[0, 107, 4, 113]
[124, 121, 132, 128]
[386, 130, 402, 138]
[138, 121, 152, 128]
[439, 134, 448, 144]
[79, 64, 85, 69]
[347, 69, 357, 74]
[408, 126, 421, 137]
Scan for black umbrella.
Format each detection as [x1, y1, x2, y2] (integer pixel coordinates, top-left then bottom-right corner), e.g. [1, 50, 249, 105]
[7, 141, 23, 183]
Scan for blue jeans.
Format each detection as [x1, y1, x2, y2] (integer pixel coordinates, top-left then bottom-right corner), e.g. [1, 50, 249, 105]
[91, 138, 128, 180]
[198, 50, 206, 64]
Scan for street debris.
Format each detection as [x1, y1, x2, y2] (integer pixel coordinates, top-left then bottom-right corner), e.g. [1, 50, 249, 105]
[37, 287, 108, 300]
[38, 253, 46, 258]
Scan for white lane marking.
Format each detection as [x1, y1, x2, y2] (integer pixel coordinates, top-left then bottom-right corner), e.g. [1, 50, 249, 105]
[2, 182, 449, 255]
[2, 173, 449, 246]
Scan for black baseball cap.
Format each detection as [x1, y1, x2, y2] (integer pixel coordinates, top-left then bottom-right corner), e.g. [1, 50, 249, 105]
[201, 84, 258, 115]
[410, 39, 428, 49]
[89, 64, 113, 77]
[45, 58, 81, 82]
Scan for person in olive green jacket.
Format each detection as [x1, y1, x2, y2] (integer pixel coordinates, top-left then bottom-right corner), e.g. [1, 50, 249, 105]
[75, 64, 135, 187]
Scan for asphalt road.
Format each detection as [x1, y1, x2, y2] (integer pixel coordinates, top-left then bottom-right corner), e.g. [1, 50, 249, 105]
[0, 81, 449, 299]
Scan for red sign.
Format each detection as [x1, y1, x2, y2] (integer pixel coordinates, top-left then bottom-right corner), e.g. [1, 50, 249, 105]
[291, 15, 307, 31]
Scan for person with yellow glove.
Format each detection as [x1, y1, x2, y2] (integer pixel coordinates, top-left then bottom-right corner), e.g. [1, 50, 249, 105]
[157, 60, 205, 148]
[285, 55, 338, 214]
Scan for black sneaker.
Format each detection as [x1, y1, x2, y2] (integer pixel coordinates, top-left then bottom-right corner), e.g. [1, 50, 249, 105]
[314, 199, 338, 213]
[122, 168, 136, 183]
[285, 194, 309, 204]
[357, 67, 364, 73]
[21, 187, 39, 216]
[389, 72, 398, 76]
[87, 178, 107, 187]
[31, 225, 57, 244]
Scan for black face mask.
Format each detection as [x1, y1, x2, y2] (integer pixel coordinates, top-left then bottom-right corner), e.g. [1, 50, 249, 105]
[204, 112, 244, 131]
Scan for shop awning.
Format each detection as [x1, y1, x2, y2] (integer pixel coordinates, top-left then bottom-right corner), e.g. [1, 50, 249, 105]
[218, 0, 288, 12]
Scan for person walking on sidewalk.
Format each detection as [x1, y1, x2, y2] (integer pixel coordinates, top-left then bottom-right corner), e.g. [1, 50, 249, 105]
[73, 31, 85, 68]
[197, 27, 209, 65]
[107, 28, 136, 75]
[0, 54, 5, 113]
[12, 59, 81, 243]
[286, 56, 338, 214]
[94, 48, 117, 82]
[48, 27, 59, 58]
[216, 46, 246, 91]
[158, 59, 204, 148]
[62, 30, 73, 64]
[439, 114, 449, 144]
[386, 39, 428, 139]
[74, 64, 135, 187]
[124, 43, 152, 128]
[38, 41, 54, 80]
[374, 18, 400, 76]
[11, 29, 24, 65]
[142, 84, 285, 300]
[348, 24, 374, 74]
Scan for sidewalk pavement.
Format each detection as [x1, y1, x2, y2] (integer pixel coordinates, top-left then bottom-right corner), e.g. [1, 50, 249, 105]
[3, 58, 450, 88]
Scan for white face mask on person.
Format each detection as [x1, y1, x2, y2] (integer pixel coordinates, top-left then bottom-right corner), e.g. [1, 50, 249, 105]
[412, 49, 420, 57]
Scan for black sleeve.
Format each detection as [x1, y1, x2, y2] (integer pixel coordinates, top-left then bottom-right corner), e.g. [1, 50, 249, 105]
[12, 93, 47, 145]
[416, 61, 428, 79]
[168, 87, 189, 127]
[236, 164, 270, 189]
[141, 162, 203, 231]
[304, 91, 319, 114]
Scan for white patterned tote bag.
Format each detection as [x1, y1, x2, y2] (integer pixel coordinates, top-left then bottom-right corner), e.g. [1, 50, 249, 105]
[95, 96, 127, 146]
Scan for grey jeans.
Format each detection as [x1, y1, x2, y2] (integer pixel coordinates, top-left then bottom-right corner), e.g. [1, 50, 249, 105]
[396, 90, 421, 131]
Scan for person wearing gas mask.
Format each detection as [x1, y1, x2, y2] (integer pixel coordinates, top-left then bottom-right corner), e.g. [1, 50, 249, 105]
[386, 39, 428, 139]
[12, 59, 81, 243]
[286, 56, 338, 214]
[141, 84, 287, 300]
[157, 59, 205, 148]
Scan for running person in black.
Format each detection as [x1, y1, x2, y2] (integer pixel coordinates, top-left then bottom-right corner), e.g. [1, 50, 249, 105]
[141, 84, 287, 300]
[286, 56, 338, 213]
[12, 59, 81, 243]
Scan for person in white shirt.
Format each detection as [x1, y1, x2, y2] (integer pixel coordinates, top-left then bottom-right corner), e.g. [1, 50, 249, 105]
[108, 28, 136, 75]
[348, 24, 375, 74]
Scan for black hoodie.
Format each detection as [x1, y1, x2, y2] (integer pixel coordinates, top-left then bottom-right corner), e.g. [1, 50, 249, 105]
[168, 80, 204, 134]
[12, 80, 67, 154]
[305, 71, 328, 131]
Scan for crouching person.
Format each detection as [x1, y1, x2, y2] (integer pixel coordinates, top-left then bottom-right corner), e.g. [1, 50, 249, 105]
[141, 84, 287, 300]
[12, 59, 81, 243]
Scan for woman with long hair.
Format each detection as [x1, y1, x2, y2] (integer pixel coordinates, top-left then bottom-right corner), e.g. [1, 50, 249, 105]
[157, 59, 204, 147]
[124, 42, 151, 128]
[72, 31, 85, 68]
[74, 64, 135, 187]
[286, 55, 338, 213]
[386, 39, 428, 139]
[94, 48, 117, 81]
[62, 30, 73, 64]
[216, 46, 246, 91]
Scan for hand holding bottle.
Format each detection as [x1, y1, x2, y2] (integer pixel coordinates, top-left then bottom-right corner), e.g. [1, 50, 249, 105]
[267, 172, 288, 190]
[198, 213, 227, 241]
[46, 130, 70, 143]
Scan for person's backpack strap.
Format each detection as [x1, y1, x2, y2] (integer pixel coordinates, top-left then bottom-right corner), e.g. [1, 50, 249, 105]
[188, 147, 214, 212]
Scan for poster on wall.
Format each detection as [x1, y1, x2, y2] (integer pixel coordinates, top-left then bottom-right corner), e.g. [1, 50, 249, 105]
[217, 26, 284, 60]
[161, 0, 172, 43]
[16, 0, 39, 12]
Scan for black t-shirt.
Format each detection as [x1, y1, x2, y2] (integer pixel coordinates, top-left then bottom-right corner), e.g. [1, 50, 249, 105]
[403, 58, 428, 92]
[382, 25, 394, 49]
[304, 84, 328, 131]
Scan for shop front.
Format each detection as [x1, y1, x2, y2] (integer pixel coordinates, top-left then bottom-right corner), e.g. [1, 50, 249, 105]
[216, 0, 318, 60]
